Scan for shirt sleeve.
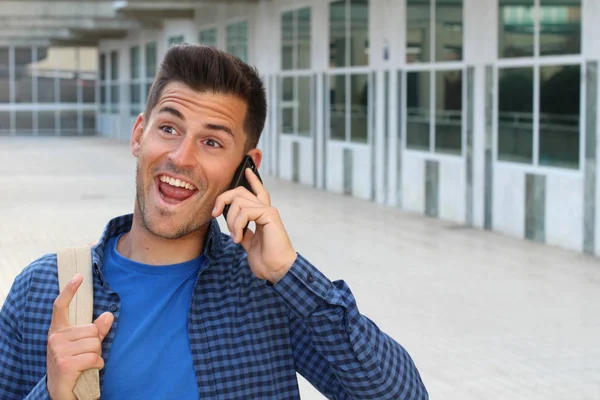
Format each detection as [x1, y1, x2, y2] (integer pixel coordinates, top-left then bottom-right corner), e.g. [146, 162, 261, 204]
[269, 254, 429, 400]
[0, 271, 51, 400]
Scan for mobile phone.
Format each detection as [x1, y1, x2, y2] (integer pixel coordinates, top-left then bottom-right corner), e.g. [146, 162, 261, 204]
[223, 155, 262, 221]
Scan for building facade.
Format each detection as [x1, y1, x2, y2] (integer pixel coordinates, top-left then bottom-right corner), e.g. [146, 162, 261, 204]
[2, 0, 599, 256]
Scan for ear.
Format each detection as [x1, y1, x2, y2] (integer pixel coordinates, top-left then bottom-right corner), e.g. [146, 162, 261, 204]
[131, 113, 145, 158]
[247, 148, 263, 170]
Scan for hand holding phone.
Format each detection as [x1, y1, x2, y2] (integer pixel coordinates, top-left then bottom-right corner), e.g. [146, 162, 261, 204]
[223, 155, 263, 222]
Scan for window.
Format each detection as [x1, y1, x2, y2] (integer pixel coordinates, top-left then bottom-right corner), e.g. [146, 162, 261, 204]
[0, 48, 9, 104]
[280, 76, 313, 136]
[329, 73, 370, 143]
[199, 28, 217, 47]
[496, 0, 581, 169]
[169, 36, 185, 46]
[109, 50, 120, 114]
[329, 0, 368, 68]
[99, 53, 107, 112]
[226, 21, 248, 62]
[328, 1, 370, 144]
[58, 48, 77, 103]
[15, 47, 33, 103]
[281, 7, 311, 70]
[145, 42, 157, 102]
[497, 64, 580, 169]
[405, 69, 463, 154]
[129, 46, 142, 116]
[406, 0, 463, 63]
[499, 0, 581, 58]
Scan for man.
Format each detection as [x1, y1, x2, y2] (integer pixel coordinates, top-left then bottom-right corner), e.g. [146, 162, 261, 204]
[0, 45, 428, 399]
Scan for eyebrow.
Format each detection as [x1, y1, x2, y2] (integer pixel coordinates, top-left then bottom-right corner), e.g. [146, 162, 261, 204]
[157, 106, 234, 137]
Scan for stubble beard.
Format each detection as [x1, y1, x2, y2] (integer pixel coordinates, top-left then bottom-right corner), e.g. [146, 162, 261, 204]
[134, 165, 209, 240]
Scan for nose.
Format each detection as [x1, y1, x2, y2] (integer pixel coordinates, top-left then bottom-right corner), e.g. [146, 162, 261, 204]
[168, 135, 197, 168]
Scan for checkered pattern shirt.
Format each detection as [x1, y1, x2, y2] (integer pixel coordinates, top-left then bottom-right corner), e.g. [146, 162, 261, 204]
[0, 214, 428, 399]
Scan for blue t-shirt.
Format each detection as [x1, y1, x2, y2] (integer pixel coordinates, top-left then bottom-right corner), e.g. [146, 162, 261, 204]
[101, 233, 203, 400]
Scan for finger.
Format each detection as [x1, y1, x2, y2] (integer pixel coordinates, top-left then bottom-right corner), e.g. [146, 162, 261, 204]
[94, 312, 114, 342]
[65, 337, 102, 357]
[70, 352, 106, 372]
[50, 274, 83, 332]
[245, 168, 270, 206]
[51, 324, 100, 341]
[231, 209, 251, 244]
[240, 227, 254, 253]
[225, 197, 261, 237]
[213, 186, 260, 218]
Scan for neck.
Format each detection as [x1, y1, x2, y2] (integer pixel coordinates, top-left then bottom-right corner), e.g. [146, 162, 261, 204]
[117, 213, 208, 266]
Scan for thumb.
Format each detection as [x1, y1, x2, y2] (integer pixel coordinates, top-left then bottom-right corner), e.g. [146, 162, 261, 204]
[94, 312, 114, 342]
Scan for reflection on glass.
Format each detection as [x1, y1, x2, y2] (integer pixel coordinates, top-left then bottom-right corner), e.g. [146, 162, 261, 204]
[15, 111, 33, 134]
[169, 36, 185, 46]
[60, 110, 78, 135]
[282, 108, 294, 134]
[540, 0, 581, 56]
[15, 47, 33, 103]
[499, 0, 534, 58]
[407, 0, 431, 63]
[199, 28, 217, 47]
[110, 84, 120, 114]
[37, 76, 57, 103]
[282, 77, 294, 101]
[0, 48, 10, 103]
[330, 75, 346, 140]
[539, 65, 580, 168]
[100, 84, 107, 112]
[99, 54, 106, 81]
[297, 8, 311, 69]
[281, 11, 294, 70]
[38, 111, 56, 135]
[145, 43, 157, 79]
[33, 47, 57, 103]
[498, 67, 533, 163]
[298, 76, 311, 136]
[407, 71, 430, 150]
[82, 110, 96, 135]
[60, 72, 78, 103]
[280, 77, 294, 134]
[350, 74, 368, 143]
[130, 83, 141, 116]
[226, 21, 248, 62]
[350, 0, 369, 67]
[0, 112, 10, 134]
[329, 1, 346, 68]
[110, 51, 119, 80]
[436, 0, 463, 62]
[435, 70, 462, 154]
[130, 46, 140, 80]
[81, 77, 96, 103]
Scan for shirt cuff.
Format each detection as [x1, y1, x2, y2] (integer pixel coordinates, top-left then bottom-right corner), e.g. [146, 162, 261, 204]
[24, 375, 51, 400]
[269, 253, 346, 318]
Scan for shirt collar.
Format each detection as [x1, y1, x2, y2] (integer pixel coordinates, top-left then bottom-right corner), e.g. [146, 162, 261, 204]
[91, 213, 224, 281]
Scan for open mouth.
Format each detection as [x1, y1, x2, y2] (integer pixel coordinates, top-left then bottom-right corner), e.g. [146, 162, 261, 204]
[156, 175, 198, 205]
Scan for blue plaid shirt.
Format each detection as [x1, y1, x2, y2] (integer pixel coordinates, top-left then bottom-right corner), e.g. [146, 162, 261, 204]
[0, 214, 428, 399]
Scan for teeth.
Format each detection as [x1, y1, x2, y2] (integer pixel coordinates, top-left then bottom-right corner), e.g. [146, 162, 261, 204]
[159, 175, 196, 190]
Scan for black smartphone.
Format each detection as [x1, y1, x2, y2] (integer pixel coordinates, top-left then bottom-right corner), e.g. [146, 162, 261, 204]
[223, 155, 262, 221]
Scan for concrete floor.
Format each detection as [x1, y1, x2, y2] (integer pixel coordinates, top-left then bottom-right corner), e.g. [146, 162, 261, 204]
[0, 137, 598, 399]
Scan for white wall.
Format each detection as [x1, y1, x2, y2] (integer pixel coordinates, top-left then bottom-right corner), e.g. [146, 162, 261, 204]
[493, 165, 525, 239]
[546, 174, 584, 252]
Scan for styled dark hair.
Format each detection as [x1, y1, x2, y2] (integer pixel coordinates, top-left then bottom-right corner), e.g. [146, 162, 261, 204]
[145, 44, 267, 150]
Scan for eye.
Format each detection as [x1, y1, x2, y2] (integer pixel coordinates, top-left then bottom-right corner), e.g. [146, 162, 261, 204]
[159, 125, 178, 135]
[204, 139, 222, 148]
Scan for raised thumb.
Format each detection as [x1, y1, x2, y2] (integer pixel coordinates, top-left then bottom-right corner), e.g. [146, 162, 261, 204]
[94, 312, 115, 342]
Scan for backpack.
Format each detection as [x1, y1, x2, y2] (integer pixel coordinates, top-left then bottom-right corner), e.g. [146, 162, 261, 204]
[57, 246, 100, 400]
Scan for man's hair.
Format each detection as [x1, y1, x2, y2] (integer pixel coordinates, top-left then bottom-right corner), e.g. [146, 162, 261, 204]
[144, 44, 266, 150]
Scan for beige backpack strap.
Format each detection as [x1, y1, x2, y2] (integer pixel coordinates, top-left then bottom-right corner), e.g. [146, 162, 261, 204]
[57, 246, 101, 400]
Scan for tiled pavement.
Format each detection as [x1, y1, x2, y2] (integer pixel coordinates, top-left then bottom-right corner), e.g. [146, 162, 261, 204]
[1, 137, 599, 399]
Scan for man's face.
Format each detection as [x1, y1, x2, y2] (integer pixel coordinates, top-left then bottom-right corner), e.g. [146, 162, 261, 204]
[130, 81, 261, 240]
